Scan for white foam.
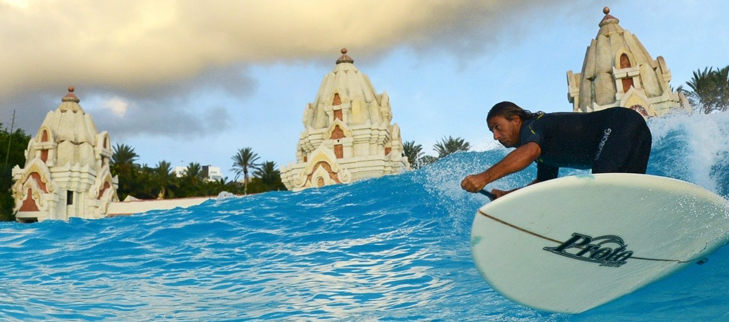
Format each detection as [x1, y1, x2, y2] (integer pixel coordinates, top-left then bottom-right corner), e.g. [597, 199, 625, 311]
[649, 110, 729, 192]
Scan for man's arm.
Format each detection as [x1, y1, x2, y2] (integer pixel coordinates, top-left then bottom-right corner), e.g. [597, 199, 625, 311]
[460, 142, 541, 192]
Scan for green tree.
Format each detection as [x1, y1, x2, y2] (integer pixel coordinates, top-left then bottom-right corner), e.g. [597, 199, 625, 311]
[253, 161, 286, 191]
[134, 164, 158, 199]
[111, 143, 138, 168]
[684, 65, 729, 114]
[183, 162, 202, 180]
[153, 160, 175, 199]
[231, 147, 261, 195]
[420, 155, 439, 166]
[433, 136, 470, 158]
[179, 162, 203, 196]
[110, 143, 139, 200]
[0, 126, 30, 221]
[402, 140, 424, 169]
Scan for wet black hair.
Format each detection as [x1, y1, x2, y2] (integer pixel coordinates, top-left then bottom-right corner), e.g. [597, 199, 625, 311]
[487, 101, 538, 121]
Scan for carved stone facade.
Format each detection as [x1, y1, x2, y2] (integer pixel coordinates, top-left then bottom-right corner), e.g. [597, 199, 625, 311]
[11, 87, 118, 222]
[567, 7, 690, 117]
[281, 49, 409, 190]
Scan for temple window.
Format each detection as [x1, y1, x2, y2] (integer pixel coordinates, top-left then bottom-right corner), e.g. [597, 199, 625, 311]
[619, 53, 631, 68]
[622, 78, 634, 93]
[622, 77, 634, 93]
[330, 125, 345, 140]
[332, 93, 341, 106]
[67, 190, 74, 205]
[620, 54, 634, 92]
[334, 109, 343, 121]
[40, 130, 50, 162]
[19, 189, 39, 212]
[27, 172, 48, 192]
[334, 144, 343, 159]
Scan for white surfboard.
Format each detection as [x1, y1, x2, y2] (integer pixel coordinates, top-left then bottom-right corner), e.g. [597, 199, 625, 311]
[471, 173, 729, 314]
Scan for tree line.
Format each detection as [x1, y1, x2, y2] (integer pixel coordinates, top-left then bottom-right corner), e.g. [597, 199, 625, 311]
[111, 144, 286, 201]
[403, 136, 471, 170]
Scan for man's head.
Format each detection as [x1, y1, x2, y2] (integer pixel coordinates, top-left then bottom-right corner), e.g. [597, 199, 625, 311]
[486, 101, 529, 148]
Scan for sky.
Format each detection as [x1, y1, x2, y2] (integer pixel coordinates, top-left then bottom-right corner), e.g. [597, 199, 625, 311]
[1, 0, 728, 180]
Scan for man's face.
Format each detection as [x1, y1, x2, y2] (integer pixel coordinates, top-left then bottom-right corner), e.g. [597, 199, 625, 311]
[487, 115, 522, 148]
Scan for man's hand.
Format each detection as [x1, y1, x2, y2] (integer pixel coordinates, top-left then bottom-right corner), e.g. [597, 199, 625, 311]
[461, 173, 488, 192]
[459, 142, 541, 194]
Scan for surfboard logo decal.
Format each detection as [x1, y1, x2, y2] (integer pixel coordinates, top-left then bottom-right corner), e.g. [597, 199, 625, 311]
[543, 233, 633, 267]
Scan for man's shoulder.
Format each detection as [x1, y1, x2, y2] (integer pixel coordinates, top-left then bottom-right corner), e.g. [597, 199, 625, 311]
[542, 111, 579, 118]
[538, 111, 590, 124]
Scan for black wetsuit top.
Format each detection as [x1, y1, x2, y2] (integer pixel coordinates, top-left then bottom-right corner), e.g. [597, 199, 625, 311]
[519, 108, 652, 182]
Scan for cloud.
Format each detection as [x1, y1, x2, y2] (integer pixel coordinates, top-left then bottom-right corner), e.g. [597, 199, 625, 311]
[101, 96, 128, 117]
[0, 0, 594, 137]
[0, 0, 589, 96]
[88, 95, 233, 140]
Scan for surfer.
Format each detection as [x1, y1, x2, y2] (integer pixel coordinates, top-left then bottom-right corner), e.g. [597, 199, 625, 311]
[460, 101, 652, 198]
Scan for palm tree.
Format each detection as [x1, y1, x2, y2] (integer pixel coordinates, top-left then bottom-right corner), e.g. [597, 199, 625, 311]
[402, 140, 424, 169]
[420, 155, 439, 166]
[231, 147, 261, 195]
[111, 143, 139, 199]
[183, 162, 203, 181]
[178, 162, 203, 197]
[111, 143, 138, 171]
[434, 136, 470, 158]
[154, 160, 175, 199]
[685, 65, 729, 113]
[254, 161, 285, 190]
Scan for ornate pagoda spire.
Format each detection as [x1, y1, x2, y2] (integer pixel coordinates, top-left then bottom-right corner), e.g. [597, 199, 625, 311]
[336, 48, 354, 64]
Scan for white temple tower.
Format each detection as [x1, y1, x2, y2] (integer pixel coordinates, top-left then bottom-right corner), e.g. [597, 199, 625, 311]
[11, 87, 118, 222]
[567, 7, 691, 117]
[281, 49, 409, 190]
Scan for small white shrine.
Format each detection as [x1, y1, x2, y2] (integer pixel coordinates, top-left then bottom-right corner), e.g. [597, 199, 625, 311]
[11, 87, 118, 222]
[567, 7, 691, 117]
[280, 49, 409, 190]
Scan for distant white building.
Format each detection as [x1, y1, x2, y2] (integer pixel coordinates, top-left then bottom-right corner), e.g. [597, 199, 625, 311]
[172, 165, 224, 182]
[172, 166, 187, 178]
[202, 165, 224, 182]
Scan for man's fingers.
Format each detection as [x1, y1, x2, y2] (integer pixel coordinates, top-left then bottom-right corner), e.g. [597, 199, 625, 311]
[461, 175, 477, 192]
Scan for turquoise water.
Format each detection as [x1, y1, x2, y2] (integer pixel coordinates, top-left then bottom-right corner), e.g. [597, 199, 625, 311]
[1, 112, 729, 320]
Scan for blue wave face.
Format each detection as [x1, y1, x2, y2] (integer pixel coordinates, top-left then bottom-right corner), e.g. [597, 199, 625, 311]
[1, 112, 728, 320]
